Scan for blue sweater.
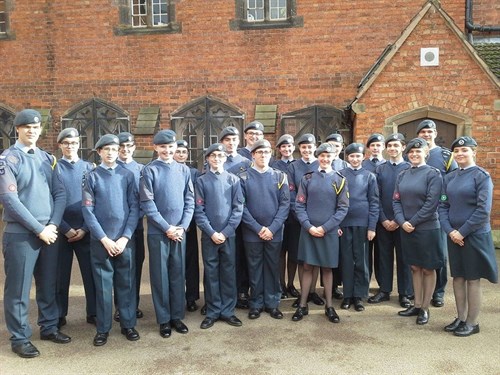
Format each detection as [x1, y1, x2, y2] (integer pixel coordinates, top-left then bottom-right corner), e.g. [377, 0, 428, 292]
[362, 158, 385, 173]
[375, 161, 411, 222]
[287, 159, 319, 215]
[427, 146, 457, 176]
[224, 153, 247, 171]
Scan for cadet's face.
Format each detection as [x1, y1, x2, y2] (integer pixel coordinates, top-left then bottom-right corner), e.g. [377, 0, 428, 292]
[279, 143, 295, 158]
[16, 123, 41, 147]
[119, 142, 136, 162]
[244, 130, 263, 147]
[155, 143, 176, 162]
[317, 152, 333, 169]
[207, 151, 227, 170]
[59, 137, 80, 158]
[453, 146, 476, 168]
[347, 153, 363, 168]
[327, 141, 343, 158]
[98, 145, 119, 166]
[174, 147, 189, 163]
[252, 147, 272, 169]
[299, 144, 316, 161]
[417, 128, 437, 146]
[222, 135, 239, 153]
[368, 142, 385, 157]
[386, 141, 404, 159]
[407, 147, 428, 166]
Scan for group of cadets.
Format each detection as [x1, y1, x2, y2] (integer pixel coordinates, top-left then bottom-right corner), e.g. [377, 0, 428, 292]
[1, 109, 497, 359]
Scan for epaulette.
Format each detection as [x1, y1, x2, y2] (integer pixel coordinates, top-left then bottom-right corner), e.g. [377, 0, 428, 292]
[441, 147, 454, 171]
[335, 170, 345, 178]
[476, 166, 491, 178]
[429, 166, 441, 175]
[304, 171, 313, 180]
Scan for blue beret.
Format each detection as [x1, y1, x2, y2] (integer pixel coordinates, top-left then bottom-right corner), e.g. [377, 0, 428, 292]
[276, 134, 294, 147]
[57, 128, 79, 143]
[451, 136, 477, 150]
[297, 133, 316, 145]
[385, 133, 406, 145]
[366, 133, 385, 147]
[250, 139, 272, 153]
[244, 121, 264, 133]
[405, 137, 428, 154]
[219, 126, 240, 140]
[14, 109, 42, 127]
[325, 133, 343, 143]
[117, 132, 134, 144]
[205, 143, 226, 158]
[95, 134, 119, 149]
[153, 130, 176, 145]
[314, 143, 334, 157]
[416, 119, 436, 134]
[176, 139, 188, 148]
[345, 143, 365, 156]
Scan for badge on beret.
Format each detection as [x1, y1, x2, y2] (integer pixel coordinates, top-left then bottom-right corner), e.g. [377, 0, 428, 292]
[34, 116, 40, 123]
[458, 139, 465, 146]
[217, 145, 223, 151]
[307, 136, 313, 142]
[376, 135, 382, 141]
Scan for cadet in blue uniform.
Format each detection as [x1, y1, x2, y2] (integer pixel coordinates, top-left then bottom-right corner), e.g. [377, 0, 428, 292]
[271, 134, 296, 298]
[417, 119, 458, 308]
[239, 139, 290, 320]
[394, 138, 444, 325]
[174, 139, 201, 313]
[370, 133, 413, 308]
[439, 136, 498, 336]
[1, 109, 69, 358]
[113, 132, 145, 322]
[82, 134, 140, 346]
[339, 143, 379, 312]
[292, 143, 349, 323]
[140, 130, 194, 338]
[195, 143, 244, 329]
[238, 120, 264, 161]
[55, 128, 96, 328]
[220, 126, 247, 171]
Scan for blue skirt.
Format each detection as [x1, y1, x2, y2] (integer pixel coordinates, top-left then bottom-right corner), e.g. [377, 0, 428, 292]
[401, 228, 445, 269]
[297, 228, 339, 268]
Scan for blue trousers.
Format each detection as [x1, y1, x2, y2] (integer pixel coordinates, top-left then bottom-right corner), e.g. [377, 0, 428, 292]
[340, 226, 370, 298]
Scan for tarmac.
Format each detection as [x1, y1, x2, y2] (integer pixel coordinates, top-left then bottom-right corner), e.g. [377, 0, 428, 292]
[0, 243, 499, 375]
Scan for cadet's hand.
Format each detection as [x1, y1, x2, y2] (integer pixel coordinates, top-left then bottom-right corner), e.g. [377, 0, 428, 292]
[402, 221, 414, 233]
[382, 220, 399, 231]
[259, 227, 273, 241]
[38, 225, 58, 245]
[367, 230, 376, 241]
[68, 228, 86, 243]
[449, 230, 464, 247]
[115, 237, 129, 254]
[101, 237, 118, 257]
[65, 228, 78, 239]
[309, 226, 324, 238]
[167, 226, 184, 242]
[211, 232, 226, 244]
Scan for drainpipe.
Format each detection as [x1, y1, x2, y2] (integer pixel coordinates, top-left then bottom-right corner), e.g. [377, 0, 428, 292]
[465, 0, 500, 42]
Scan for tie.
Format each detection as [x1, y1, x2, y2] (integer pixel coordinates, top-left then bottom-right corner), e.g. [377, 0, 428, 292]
[215, 171, 220, 175]
[228, 156, 233, 163]
[286, 160, 291, 164]
[71, 161, 75, 164]
[27, 149, 34, 154]
[393, 163, 397, 166]
[108, 168, 113, 171]
[306, 162, 310, 165]
[320, 170, 326, 173]
[372, 158, 378, 164]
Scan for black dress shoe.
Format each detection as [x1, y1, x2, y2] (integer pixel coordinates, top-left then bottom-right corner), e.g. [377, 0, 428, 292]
[341, 298, 352, 309]
[416, 309, 430, 325]
[57, 317, 67, 329]
[186, 300, 198, 312]
[236, 293, 249, 309]
[292, 305, 308, 322]
[86, 315, 97, 325]
[444, 318, 466, 332]
[220, 315, 243, 327]
[333, 287, 344, 300]
[136, 308, 144, 318]
[454, 323, 480, 337]
[287, 285, 300, 298]
[325, 307, 340, 323]
[40, 331, 72, 344]
[159, 323, 171, 338]
[121, 327, 140, 341]
[431, 297, 444, 308]
[265, 308, 284, 319]
[291, 297, 301, 308]
[368, 291, 390, 304]
[200, 304, 207, 315]
[399, 295, 411, 308]
[93, 332, 109, 346]
[12, 342, 40, 358]
[308, 292, 325, 306]
[398, 306, 421, 317]
[280, 284, 288, 299]
[113, 310, 120, 322]
[171, 319, 189, 334]
[353, 298, 365, 312]
[200, 317, 216, 329]
[248, 308, 262, 319]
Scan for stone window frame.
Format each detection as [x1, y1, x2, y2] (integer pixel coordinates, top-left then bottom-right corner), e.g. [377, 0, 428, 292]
[230, 0, 303, 31]
[0, 0, 14, 40]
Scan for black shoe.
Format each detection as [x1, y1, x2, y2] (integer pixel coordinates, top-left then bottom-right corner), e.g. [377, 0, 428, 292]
[367, 291, 390, 304]
[57, 317, 67, 329]
[444, 318, 466, 332]
[333, 287, 344, 300]
[86, 315, 97, 325]
[399, 295, 411, 308]
[325, 307, 340, 323]
[416, 308, 429, 325]
[12, 342, 40, 358]
[341, 298, 352, 310]
[287, 285, 300, 298]
[353, 298, 365, 312]
[200, 317, 216, 329]
[248, 308, 262, 320]
[292, 305, 308, 322]
[454, 323, 480, 337]
[431, 297, 444, 308]
[220, 315, 243, 327]
[186, 300, 198, 312]
[93, 332, 108, 346]
[40, 331, 72, 344]
[265, 307, 283, 319]
[280, 284, 288, 299]
[291, 297, 301, 308]
[136, 309, 144, 318]
[398, 306, 421, 317]
[236, 293, 249, 309]
[113, 310, 120, 322]
[121, 327, 140, 341]
[159, 323, 171, 338]
[308, 292, 325, 306]
[171, 319, 189, 334]
[200, 304, 207, 315]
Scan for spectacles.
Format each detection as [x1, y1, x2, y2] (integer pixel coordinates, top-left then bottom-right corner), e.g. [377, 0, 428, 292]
[61, 142, 79, 147]
[209, 153, 227, 159]
[254, 150, 271, 155]
[120, 143, 135, 149]
[246, 131, 263, 137]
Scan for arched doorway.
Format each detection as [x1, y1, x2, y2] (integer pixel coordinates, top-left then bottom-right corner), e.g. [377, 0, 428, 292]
[0, 105, 16, 153]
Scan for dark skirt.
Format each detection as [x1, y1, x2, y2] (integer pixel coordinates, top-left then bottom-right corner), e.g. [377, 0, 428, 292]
[297, 228, 339, 268]
[285, 218, 302, 262]
[401, 228, 445, 269]
[448, 232, 498, 283]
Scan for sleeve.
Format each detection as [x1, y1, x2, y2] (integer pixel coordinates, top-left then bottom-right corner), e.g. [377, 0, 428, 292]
[121, 175, 140, 239]
[48, 161, 66, 228]
[221, 178, 244, 238]
[241, 176, 264, 234]
[367, 173, 380, 231]
[438, 176, 453, 234]
[408, 170, 442, 227]
[81, 172, 107, 240]
[287, 164, 298, 219]
[392, 172, 405, 226]
[139, 166, 171, 232]
[295, 176, 312, 230]
[321, 176, 349, 233]
[375, 166, 388, 223]
[179, 169, 195, 230]
[194, 177, 216, 237]
[458, 172, 493, 237]
[267, 173, 290, 235]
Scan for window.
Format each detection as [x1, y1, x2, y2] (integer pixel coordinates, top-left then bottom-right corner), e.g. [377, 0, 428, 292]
[230, 0, 303, 30]
[115, 0, 180, 36]
[0, 0, 13, 39]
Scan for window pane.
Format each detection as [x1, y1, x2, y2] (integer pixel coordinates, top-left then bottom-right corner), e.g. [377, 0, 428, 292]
[152, 0, 168, 26]
[270, 0, 287, 20]
[0, 0, 5, 33]
[131, 0, 147, 27]
[247, 0, 264, 22]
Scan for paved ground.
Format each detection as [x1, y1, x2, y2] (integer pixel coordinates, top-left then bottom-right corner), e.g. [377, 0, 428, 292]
[0, 245, 499, 375]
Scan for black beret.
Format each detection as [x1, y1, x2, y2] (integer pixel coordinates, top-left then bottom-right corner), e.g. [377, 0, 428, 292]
[297, 133, 316, 145]
[13, 109, 42, 127]
[95, 134, 119, 149]
[219, 126, 240, 141]
[416, 119, 436, 134]
[57, 128, 79, 143]
[117, 132, 134, 144]
[385, 133, 406, 145]
[244, 121, 264, 133]
[153, 130, 176, 145]
[176, 139, 189, 148]
[450, 136, 477, 150]
[250, 139, 272, 153]
[366, 133, 385, 147]
[345, 143, 365, 156]
[325, 133, 344, 143]
[405, 137, 428, 154]
[205, 143, 227, 158]
[314, 143, 334, 157]
[276, 134, 294, 147]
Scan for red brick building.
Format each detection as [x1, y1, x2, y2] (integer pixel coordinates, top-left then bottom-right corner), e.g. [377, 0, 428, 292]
[1, 0, 499, 234]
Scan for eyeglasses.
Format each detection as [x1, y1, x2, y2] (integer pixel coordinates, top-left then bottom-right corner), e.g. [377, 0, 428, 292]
[120, 143, 135, 149]
[254, 150, 271, 156]
[246, 131, 263, 137]
[61, 142, 79, 147]
[209, 153, 227, 159]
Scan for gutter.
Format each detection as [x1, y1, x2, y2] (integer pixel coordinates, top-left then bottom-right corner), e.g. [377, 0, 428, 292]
[465, 0, 500, 36]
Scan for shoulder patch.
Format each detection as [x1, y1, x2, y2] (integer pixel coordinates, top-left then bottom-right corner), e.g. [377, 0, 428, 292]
[393, 192, 400, 200]
[440, 194, 448, 202]
[304, 171, 313, 180]
[7, 155, 19, 164]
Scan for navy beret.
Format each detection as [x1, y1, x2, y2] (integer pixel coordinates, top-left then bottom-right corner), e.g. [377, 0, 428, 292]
[405, 137, 428, 154]
[366, 133, 385, 147]
[14, 109, 42, 127]
[314, 143, 334, 157]
[250, 139, 272, 153]
[345, 143, 365, 156]
[57, 127, 79, 143]
[219, 126, 240, 140]
[244, 121, 264, 133]
[176, 139, 189, 148]
[95, 134, 119, 149]
[205, 143, 227, 158]
[325, 133, 343, 143]
[297, 133, 316, 145]
[276, 134, 294, 147]
[117, 132, 134, 144]
[385, 133, 406, 145]
[153, 130, 176, 145]
[450, 136, 477, 150]
[416, 119, 436, 134]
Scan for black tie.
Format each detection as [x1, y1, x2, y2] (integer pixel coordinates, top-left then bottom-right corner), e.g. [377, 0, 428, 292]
[228, 156, 233, 162]
[71, 161, 75, 164]
[286, 160, 291, 164]
[108, 168, 113, 171]
[372, 158, 378, 164]
[393, 163, 397, 166]
[320, 170, 326, 173]
[27, 149, 34, 154]
[215, 171, 220, 175]
[306, 162, 310, 165]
